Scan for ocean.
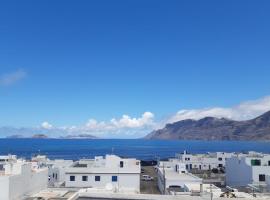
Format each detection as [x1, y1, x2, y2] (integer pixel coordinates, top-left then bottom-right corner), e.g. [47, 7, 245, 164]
[0, 139, 270, 160]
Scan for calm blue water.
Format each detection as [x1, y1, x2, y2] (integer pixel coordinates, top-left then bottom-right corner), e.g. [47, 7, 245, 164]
[0, 139, 270, 160]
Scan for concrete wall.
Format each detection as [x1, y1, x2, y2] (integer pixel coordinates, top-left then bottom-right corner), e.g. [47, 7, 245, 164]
[65, 173, 140, 192]
[8, 167, 48, 200]
[0, 176, 9, 200]
[266, 175, 270, 189]
[252, 166, 270, 184]
[226, 157, 252, 187]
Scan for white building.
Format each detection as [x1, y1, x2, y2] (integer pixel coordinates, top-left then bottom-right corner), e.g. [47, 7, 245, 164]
[32, 155, 74, 187]
[226, 151, 270, 187]
[65, 155, 141, 193]
[47, 159, 74, 186]
[157, 160, 202, 194]
[0, 159, 48, 200]
[0, 155, 17, 171]
[176, 151, 234, 171]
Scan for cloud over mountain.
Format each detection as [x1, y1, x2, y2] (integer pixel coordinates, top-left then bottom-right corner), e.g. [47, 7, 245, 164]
[168, 96, 270, 124]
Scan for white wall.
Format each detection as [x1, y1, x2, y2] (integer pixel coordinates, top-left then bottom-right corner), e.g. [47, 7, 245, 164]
[226, 157, 252, 187]
[65, 173, 140, 192]
[0, 177, 9, 200]
[0, 163, 48, 200]
[266, 175, 270, 189]
[8, 167, 48, 200]
[252, 166, 270, 184]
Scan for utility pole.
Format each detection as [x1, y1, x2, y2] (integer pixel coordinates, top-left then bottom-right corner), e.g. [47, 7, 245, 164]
[210, 184, 213, 200]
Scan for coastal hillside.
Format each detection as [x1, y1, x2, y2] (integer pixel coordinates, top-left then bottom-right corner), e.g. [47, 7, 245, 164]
[145, 111, 270, 140]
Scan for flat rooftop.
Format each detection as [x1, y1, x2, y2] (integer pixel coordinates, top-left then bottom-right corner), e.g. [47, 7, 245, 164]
[159, 168, 201, 181]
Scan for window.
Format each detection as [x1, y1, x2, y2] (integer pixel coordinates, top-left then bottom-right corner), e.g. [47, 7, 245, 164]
[82, 176, 88, 181]
[259, 174, 265, 182]
[218, 164, 223, 168]
[268, 161, 270, 166]
[70, 176, 75, 181]
[218, 157, 222, 161]
[95, 176, 100, 182]
[251, 159, 261, 166]
[55, 174, 58, 180]
[120, 161, 124, 168]
[112, 176, 118, 182]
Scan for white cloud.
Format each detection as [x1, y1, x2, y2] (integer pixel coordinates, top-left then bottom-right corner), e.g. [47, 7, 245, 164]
[41, 121, 53, 129]
[0, 69, 27, 87]
[38, 112, 155, 138]
[168, 96, 270, 123]
[110, 112, 154, 128]
[83, 112, 155, 132]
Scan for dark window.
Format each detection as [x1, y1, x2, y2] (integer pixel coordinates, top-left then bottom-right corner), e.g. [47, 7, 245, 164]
[218, 164, 223, 168]
[95, 176, 100, 182]
[82, 176, 88, 181]
[259, 174, 265, 182]
[112, 176, 118, 182]
[218, 157, 222, 161]
[251, 159, 261, 166]
[185, 164, 189, 170]
[268, 161, 270, 166]
[70, 176, 75, 181]
[120, 161, 124, 168]
[52, 173, 55, 178]
[55, 174, 58, 180]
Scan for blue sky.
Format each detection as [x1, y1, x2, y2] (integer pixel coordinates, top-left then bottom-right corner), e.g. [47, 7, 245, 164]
[0, 1, 270, 138]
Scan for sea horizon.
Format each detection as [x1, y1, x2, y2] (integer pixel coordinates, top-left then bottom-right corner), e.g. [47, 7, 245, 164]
[1, 138, 270, 161]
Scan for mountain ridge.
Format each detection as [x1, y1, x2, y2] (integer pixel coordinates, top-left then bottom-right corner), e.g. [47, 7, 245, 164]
[145, 110, 270, 140]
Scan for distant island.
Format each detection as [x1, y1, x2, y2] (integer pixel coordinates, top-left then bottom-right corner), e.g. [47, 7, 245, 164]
[32, 134, 48, 139]
[60, 134, 98, 139]
[6, 134, 25, 139]
[145, 110, 270, 141]
[6, 134, 97, 139]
